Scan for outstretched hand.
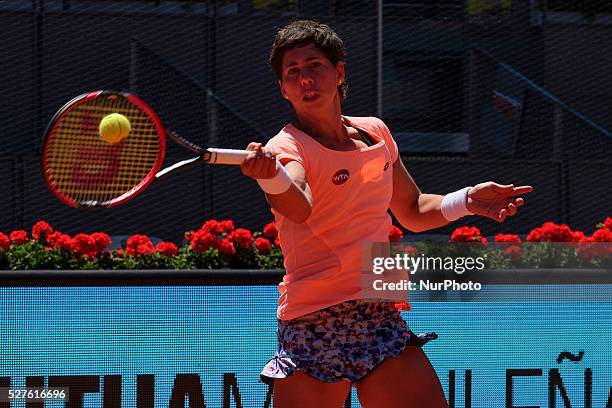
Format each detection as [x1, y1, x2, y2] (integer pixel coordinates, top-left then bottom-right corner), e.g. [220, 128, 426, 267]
[466, 182, 533, 222]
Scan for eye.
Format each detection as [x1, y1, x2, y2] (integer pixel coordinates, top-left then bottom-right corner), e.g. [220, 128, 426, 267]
[287, 67, 298, 75]
[310, 61, 321, 68]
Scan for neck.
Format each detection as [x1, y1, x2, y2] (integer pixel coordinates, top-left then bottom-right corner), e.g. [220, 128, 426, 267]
[292, 98, 348, 143]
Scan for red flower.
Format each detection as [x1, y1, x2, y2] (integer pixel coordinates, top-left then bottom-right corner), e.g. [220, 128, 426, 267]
[10, 230, 29, 245]
[91, 232, 111, 252]
[526, 222, 581, 243]
[526, 227, 543, 242]
[504, 245, 522, 258]
[51, 233, 72, 251]
[396, 244, 417, 255]
[603, 217, 612, 230]
[230, 228, 254, 249]
[190, 230, 218, 254]
[274, 236, 281, 248]
[32, 221, 53, 241]
[263, 222, 278, 240]
[47, 231, 61, 245]
[388, 225, 404, 243]
[450, 226, 486, 244]
[0, 233, 9, 251]
[71, 233, 98, 258]
[138, 244, 155, 255]
[254, 237, 271, 254]
[577, 236, 610, 261]
[201, 220, 220, 234]
[126, 234, 155, 256]
[494, 234, 522, 243]
[218, 238, 236, 256]
[544, 222, 577, 242]
[156, 242, 178, 257]
[572, 230, 586, 242]
[116, 249, 124, 257]
[592, 227, 612, 242]
[217, 220, 235, 235]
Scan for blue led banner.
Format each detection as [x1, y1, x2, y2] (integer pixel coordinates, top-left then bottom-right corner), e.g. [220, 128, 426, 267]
[1, 278, 611, 407]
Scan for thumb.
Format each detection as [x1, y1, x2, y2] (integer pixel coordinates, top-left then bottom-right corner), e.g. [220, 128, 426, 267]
[246, 142, 263, 152]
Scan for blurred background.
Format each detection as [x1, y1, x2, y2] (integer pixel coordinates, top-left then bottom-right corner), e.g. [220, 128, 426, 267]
[1, 0, 611, 244]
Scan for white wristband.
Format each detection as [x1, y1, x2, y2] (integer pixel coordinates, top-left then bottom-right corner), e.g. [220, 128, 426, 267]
[441, 187, 473, 221]
[256, 162, 292, 195]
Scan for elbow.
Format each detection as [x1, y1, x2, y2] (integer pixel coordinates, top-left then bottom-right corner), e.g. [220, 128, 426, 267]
[288, 215, 310, 224]
[268, 186, 312, 224]
[392, 205, 424, 233]
[281, 198, 312, 224]
[286, 207, 312, 224]
[405, 224, 427, 233]
[397, 219, 426, 234]
[295, 199, 313, 223]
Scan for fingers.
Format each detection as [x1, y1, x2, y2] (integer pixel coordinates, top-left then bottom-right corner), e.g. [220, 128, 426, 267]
[488, 182, 515, 193]
[246, 142, 263, 152]
[473, 182, 532, 222]
[485, 182, 533, 196]
[506, 202, 517, 216]
[494, 200, 521, 222]
[508, 185, 533, 196]
[498, 192, 530, 221]
[241, 143, 278, 179]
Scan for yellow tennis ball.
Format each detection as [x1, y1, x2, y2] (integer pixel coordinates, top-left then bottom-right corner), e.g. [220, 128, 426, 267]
[99, 113, 131, 144]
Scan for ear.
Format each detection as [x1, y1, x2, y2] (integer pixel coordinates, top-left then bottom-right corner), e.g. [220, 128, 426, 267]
[335, 61, 345, 85]
[278, 79, 289, 99]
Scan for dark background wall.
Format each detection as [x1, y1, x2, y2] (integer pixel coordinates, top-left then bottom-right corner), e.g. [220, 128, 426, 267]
[544, 23, 612, 131]
[0, 1, 610, 243]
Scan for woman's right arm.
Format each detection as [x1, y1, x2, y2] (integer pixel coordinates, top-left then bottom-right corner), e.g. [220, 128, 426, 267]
[240, 142, 312, 224]
[266, 161, 312, 224]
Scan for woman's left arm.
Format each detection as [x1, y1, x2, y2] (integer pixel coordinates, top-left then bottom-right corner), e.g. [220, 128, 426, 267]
[388, 159, 446, 233]
[389, 159, 533, 233]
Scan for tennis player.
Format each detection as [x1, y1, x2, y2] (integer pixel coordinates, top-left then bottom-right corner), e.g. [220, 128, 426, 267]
[241, 20, 532, 407]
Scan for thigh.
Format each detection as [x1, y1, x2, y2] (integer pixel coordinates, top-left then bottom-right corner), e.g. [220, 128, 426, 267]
[273, 371, 351, 408]
[354, 346, 448, 408]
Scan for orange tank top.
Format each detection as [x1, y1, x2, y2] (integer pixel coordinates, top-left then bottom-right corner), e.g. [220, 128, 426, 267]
[266, 116, 410, 320]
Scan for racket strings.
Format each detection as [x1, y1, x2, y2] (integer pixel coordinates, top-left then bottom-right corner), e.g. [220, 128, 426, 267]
[45, 95, 161, 205]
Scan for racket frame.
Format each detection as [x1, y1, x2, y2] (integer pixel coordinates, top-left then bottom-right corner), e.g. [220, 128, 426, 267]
[41, 90, 167, 208]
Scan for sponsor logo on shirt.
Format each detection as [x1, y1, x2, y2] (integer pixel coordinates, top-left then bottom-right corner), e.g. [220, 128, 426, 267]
[332, 169, 350, 185]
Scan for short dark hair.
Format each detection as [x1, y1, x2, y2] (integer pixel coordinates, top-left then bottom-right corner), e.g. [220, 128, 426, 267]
[270, 20, 348, 100]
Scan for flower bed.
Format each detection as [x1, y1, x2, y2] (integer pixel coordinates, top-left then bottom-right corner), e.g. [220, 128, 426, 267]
[402, 218, 612, 270]
[0, 218, 610, 270]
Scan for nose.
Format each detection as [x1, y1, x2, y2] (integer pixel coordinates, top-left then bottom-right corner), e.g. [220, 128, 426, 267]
[299, 71, 314, 86]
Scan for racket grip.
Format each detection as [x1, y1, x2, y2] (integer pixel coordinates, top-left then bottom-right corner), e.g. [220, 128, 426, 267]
[206, 148, 250, 165]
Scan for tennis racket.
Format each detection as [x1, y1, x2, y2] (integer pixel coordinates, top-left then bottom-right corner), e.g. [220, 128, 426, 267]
[42, 90, 268, 208]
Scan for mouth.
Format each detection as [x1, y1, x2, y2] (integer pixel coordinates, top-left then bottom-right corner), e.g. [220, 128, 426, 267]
[302, 92, 320, 102]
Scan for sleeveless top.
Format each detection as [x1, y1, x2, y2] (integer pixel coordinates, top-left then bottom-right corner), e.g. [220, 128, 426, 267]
[265, 116, 410, 320]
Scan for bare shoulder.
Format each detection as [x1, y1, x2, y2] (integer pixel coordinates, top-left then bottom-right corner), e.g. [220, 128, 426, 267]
[343, 115, 389, 134]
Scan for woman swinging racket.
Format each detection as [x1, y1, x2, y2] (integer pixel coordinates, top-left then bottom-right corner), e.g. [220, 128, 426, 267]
[241, 20, 532, 408]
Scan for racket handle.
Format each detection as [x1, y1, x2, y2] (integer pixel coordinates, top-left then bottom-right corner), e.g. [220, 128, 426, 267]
[206, 148, 250, 165]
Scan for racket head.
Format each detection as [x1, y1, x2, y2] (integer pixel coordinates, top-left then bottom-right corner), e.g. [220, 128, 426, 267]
[42, 91, 166, 208]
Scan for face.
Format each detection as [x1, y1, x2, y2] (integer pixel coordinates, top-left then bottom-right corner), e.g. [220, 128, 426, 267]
[279, 43, 345, 113]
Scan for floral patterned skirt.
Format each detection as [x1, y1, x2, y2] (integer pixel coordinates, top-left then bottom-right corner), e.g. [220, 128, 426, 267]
[260, 299, 437, 384]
